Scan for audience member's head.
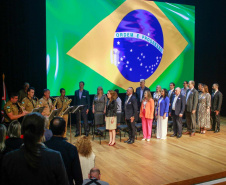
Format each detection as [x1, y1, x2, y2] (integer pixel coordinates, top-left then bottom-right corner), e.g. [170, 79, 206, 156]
[49, 117, 66, 136]
[161, 88, 168, 98]
[8, 120, 21, 138]
[88, 167, 101, 180]
[0, 124, 7, 152]
[75, 136, 92, 157]
[21, 112, 45, 168]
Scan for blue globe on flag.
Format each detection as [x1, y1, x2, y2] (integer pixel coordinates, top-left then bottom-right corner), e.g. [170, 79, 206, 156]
[113, 9, 164, 82]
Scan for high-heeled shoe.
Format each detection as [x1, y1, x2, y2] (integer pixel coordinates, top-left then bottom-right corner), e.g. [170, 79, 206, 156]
[108, 142, 112, 146]
[110, 142, 116, 146]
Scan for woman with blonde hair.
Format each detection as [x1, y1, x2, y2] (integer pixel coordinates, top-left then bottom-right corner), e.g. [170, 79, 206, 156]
[5, 120, 23, 154]
[92, 86, 107, 114]
[0, 124, 7, 165]
[75, 136, 95, 180]
[140, 90, 155, 141]
[106, 90, 117, 146]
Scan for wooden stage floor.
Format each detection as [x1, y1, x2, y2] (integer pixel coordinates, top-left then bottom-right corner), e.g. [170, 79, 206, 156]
[69, 117, 226, 185]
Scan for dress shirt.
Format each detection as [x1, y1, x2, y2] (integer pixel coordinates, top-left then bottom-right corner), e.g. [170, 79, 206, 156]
[186, 88, 193, 103]
[181, 87, 189, 96]
[168, 89, 174, 98]
[172, 95, 179, 110]
[126, 94, 132, 104]
[79, 90, 83, 99]
[140, 88, 144, 102]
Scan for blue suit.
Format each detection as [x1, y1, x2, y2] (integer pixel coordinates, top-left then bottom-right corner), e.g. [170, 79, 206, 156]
[157, 97, 169, 117]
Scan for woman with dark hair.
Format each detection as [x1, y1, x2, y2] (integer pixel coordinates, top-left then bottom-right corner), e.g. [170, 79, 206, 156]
[106, 90, 117, 146]
[197, 84, 211, 134]
[5, 120, 23, 154]
[1, 112, 69, 185]
[156, 89, 170, 139]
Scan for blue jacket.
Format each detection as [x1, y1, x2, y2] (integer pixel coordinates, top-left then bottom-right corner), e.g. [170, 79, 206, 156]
[157, 97, 169, 117]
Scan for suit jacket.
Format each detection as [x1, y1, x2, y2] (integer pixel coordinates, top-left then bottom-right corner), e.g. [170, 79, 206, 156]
[169, 94, 186, 116]
[74, 89, 90, 110]
[124, 95, 138, 120]
[185, 88, 198, 112]
[1, 144, 69, 185]
[157, 97, 169, 117]
[45, 136, 83, 185]
[106, 100, 117, 117]
[168, 89, 175, 105]
[135, 86, 150, 106]
[211, 91, 223, 112]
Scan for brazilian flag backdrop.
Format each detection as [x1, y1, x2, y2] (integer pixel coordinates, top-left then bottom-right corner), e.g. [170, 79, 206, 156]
[46, 0, 195, 96]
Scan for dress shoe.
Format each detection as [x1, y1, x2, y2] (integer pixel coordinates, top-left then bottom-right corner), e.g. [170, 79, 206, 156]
[127, 140, 134, 144]
[124, 139, 130, 143]
[183, 131, 190, 135]
[190, 132, 195, 137]
[170, 134, 177, 137]
[110, 142, 116, 146]
[74, 133, 80, 137]
[177, 135, 182, 138]
[214, 130, 220, 133]
[142, 138, 146, 141]
[147, 139, 150, 142]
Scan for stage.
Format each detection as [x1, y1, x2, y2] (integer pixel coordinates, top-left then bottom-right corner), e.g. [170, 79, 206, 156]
[69, 118, 226, 185]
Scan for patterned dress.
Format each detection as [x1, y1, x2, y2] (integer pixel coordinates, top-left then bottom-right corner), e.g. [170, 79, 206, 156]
[197, 93, 211, 128]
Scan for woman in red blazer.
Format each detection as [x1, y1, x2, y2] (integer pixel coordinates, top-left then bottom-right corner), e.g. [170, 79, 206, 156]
[140, 90, 154, 141]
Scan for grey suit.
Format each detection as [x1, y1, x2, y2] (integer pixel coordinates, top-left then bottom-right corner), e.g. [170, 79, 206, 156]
[124, 95, 138, 141]
[185, 88, 199, 133]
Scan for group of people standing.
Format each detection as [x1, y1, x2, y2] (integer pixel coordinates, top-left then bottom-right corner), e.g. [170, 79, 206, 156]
[138, 80, 223, 141]
[2, 79, 223, 146]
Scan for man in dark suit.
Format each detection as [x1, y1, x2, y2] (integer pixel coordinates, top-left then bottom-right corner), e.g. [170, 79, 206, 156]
[74, 81, 90, 137]
[184, 81, 199, 136]
[169, 88, 186, 138]
[45, 117, 83, 185]
[168, 82, 175, 120]
[124, 87, 138, 144]
[135, 79, 150, 109]
[210, 83, 223, 133]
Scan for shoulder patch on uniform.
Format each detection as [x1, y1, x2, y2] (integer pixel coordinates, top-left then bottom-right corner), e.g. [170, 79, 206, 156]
[7, 106, 10, 109]
[22, 102, 25, 104]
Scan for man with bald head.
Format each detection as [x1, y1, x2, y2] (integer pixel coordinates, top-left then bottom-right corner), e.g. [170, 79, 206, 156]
[82, 167, 109, 185]
[124, 87, 138, 144]
[169, 88, 186, 138]
[45, 117, 83, 185]
[136, 79, 150, 109]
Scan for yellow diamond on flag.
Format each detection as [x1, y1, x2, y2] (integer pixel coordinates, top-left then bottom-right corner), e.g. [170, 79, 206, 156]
[67, 0, 188, 90]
